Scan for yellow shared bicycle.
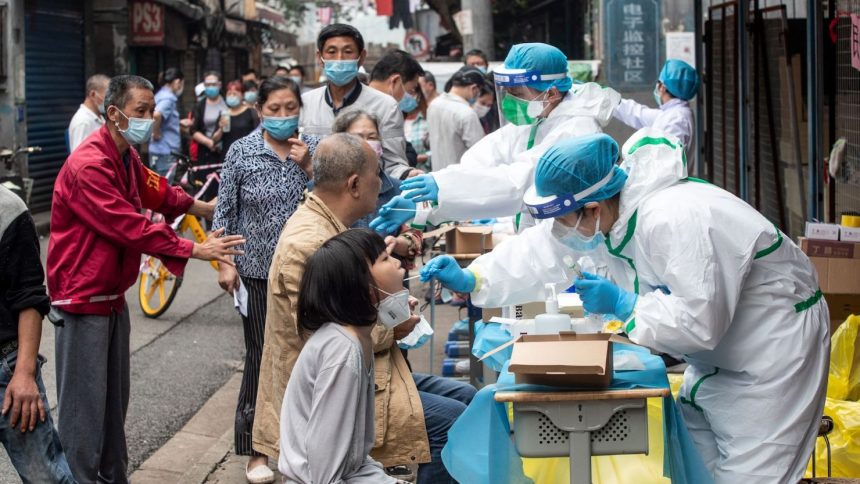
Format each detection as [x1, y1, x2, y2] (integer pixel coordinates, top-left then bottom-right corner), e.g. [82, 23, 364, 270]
[138, 153, 222, 318]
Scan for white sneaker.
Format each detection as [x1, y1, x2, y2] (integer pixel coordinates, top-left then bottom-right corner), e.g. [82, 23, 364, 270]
[245, 461, 275, 484]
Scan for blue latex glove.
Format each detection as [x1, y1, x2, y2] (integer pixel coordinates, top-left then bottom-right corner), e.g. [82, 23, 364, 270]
[420, 255, 476, 293]
[575, 272, 637, 320]
[400, 174, 439, 203]
[369, 196, 416, 234]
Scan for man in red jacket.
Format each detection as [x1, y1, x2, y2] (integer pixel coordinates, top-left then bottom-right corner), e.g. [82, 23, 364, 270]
[47, 75, 245, 484]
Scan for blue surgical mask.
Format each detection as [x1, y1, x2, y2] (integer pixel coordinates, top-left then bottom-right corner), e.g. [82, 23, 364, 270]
[552, 214, 604, 252]
[114, 109, 154, 145]
[324, 60, 359, 87]
[477, 65, 488, 74]
[225, 95, 241, 108]
[261, 115, 298, 141]
[399, 92, 418, 113]
[288, 75, 303, 86]
[653, 86, 663, 107]
[205, 86, 220, 99]
[244, 91, 258, 104]
[98, 103, 105, 115]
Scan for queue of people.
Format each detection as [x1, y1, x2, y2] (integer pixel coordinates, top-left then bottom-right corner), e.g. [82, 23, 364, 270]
[7, 13, 827, 484]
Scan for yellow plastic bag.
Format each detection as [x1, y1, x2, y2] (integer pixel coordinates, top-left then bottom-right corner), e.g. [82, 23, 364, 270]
[805, 314, 860, 478]
[521, 374, 683, 484]
[827, 315, 860, 401]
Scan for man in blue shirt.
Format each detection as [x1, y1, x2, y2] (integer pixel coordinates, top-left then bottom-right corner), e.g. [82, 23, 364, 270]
[150, 68, 185, 180]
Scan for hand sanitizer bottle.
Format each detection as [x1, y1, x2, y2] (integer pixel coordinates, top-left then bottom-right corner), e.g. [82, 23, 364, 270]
[533, 284, 572, 334]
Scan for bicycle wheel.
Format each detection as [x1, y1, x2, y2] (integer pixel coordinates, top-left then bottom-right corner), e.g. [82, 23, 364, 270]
[138, 255, 183, 318]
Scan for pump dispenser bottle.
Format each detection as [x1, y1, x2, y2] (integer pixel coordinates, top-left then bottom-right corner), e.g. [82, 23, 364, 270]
[533, 284, 572, 334]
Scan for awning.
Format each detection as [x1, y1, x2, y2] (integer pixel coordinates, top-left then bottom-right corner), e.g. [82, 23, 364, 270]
[151, 0, 205, 20]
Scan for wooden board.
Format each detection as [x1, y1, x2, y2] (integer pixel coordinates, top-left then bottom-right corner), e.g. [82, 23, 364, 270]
[494, 387, 670, 403]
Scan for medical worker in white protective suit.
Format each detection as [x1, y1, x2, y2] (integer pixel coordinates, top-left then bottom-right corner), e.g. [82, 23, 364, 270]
[421, 129, 830, 483]
[370, 42, 620, 234]
[613, 59, 697, 151]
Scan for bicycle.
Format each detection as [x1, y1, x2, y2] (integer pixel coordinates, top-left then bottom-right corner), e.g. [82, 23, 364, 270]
[138, 152, 223, 318]
[0, 146, 42, 205]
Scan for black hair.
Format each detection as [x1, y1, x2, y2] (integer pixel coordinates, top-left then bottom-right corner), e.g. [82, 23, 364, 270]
[449, 66, 486, 89]
[105, 75, 153, 111]
[464, 48, 488, 65]
[421, 71, 436, 88]
[289, 65, 306, 77]
[243, 68, 258, 77]
[161, 68, 183, 86]
[203, 70, 220, 81]
[370, 49, 425, 83]
[241, 79, 258, 92]
[317, 23, 365, 53]
[274, 65, 290, 74]
[258, 76, 302, 107]
[297, 229, 387, 333]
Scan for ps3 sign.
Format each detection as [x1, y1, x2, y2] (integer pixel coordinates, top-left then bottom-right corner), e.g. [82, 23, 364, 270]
[129, 1, 165, 46]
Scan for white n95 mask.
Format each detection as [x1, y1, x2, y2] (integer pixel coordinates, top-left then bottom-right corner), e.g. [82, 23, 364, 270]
[397, 316, 434, 350]
[377, 288, 412, 328]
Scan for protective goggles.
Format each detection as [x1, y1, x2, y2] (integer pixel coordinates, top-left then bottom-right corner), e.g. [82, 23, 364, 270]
[493, 68, 568, 88]
[523, 169, 616, 219]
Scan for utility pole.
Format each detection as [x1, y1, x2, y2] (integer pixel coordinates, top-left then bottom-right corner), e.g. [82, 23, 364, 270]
[461, 0, 494, 59]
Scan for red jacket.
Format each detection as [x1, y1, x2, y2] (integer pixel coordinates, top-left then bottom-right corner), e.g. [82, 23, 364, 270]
[48, 125, 195, 315]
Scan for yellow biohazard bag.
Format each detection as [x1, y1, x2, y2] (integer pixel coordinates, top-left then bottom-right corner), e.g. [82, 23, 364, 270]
[805, 315, 860, 478]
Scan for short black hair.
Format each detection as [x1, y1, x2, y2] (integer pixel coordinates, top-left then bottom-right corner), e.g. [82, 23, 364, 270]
[297, 229, 387, 333]
[317, 23, 365, 53]
[421, 71, 436, 88]
[258, 76, 302, 107]
[449, 66, 487, 88]
[274, 65, 290, 74]
[105, 75, 153, 111]
[289, 65, 305, 77]
[203, 70, 220, 81]
[160, 68, 183, 87]
[243, 68, 258, 77]
[464, 49, 488, 65]
[370, 50, 425, 83]
[241, 79, 258, 92]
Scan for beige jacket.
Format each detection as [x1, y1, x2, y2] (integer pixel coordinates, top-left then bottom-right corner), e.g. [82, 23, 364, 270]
[252, 193, 431, 467]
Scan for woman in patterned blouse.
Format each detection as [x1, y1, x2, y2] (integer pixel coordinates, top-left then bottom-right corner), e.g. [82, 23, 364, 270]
[212, 76, 318, 483]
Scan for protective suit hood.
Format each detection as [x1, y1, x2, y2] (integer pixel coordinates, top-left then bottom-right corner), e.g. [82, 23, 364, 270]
[610, 127, 687, 242]
[548, 82, 621, 128]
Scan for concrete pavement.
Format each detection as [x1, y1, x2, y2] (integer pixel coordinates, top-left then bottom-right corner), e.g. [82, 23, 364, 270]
[0, 236, 236, 482]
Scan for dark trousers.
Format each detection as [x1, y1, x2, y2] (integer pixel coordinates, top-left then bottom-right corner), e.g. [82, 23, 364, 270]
[413, 373, 477, 484]
[236, 276, 267, 456]
[55, 304, 131, 484]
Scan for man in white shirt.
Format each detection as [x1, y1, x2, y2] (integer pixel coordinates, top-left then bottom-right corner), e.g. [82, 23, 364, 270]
[300, 23, 420, 180]
[612, 59, 698, 151]
[426, 67, 486, 171]
[67, 74, 109, 152]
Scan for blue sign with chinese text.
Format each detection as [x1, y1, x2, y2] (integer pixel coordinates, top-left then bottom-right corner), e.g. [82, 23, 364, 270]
[605, 0, 661, 89]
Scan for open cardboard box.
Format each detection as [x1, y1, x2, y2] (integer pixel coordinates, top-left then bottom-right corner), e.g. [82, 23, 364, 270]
[800, 237, 860, 331]
[424, 224, 493, 260]
[480, 332, 632, 388]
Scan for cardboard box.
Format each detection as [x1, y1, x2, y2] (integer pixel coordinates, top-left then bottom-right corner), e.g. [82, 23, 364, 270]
[481, 302, 549, 322]
[841, 226, 860, 242]
[824, 294, 860, 331]
[809, 257, 860, 294]
[482, 333, 630, 388]
[424, 225, 493, 259]
[799, 237, 860, 259]
[805, 222, 840, 241]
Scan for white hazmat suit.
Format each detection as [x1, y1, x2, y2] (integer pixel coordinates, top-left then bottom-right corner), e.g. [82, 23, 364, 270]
[426, 83, 620, 228]
[468, 128, 830, 483]
[612, 97, 694, 151]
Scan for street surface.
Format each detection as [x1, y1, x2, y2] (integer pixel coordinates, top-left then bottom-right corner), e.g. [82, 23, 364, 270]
[0, 237, 244, 482]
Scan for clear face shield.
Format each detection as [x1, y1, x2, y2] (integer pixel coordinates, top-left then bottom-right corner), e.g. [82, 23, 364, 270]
[493, 68, 567, 127]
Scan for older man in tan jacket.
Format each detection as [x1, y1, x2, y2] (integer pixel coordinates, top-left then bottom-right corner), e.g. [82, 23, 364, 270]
[254, 133, 474, 483]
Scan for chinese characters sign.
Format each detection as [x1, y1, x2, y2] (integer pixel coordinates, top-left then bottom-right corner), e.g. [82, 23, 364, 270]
[605, 0, 660, 89]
